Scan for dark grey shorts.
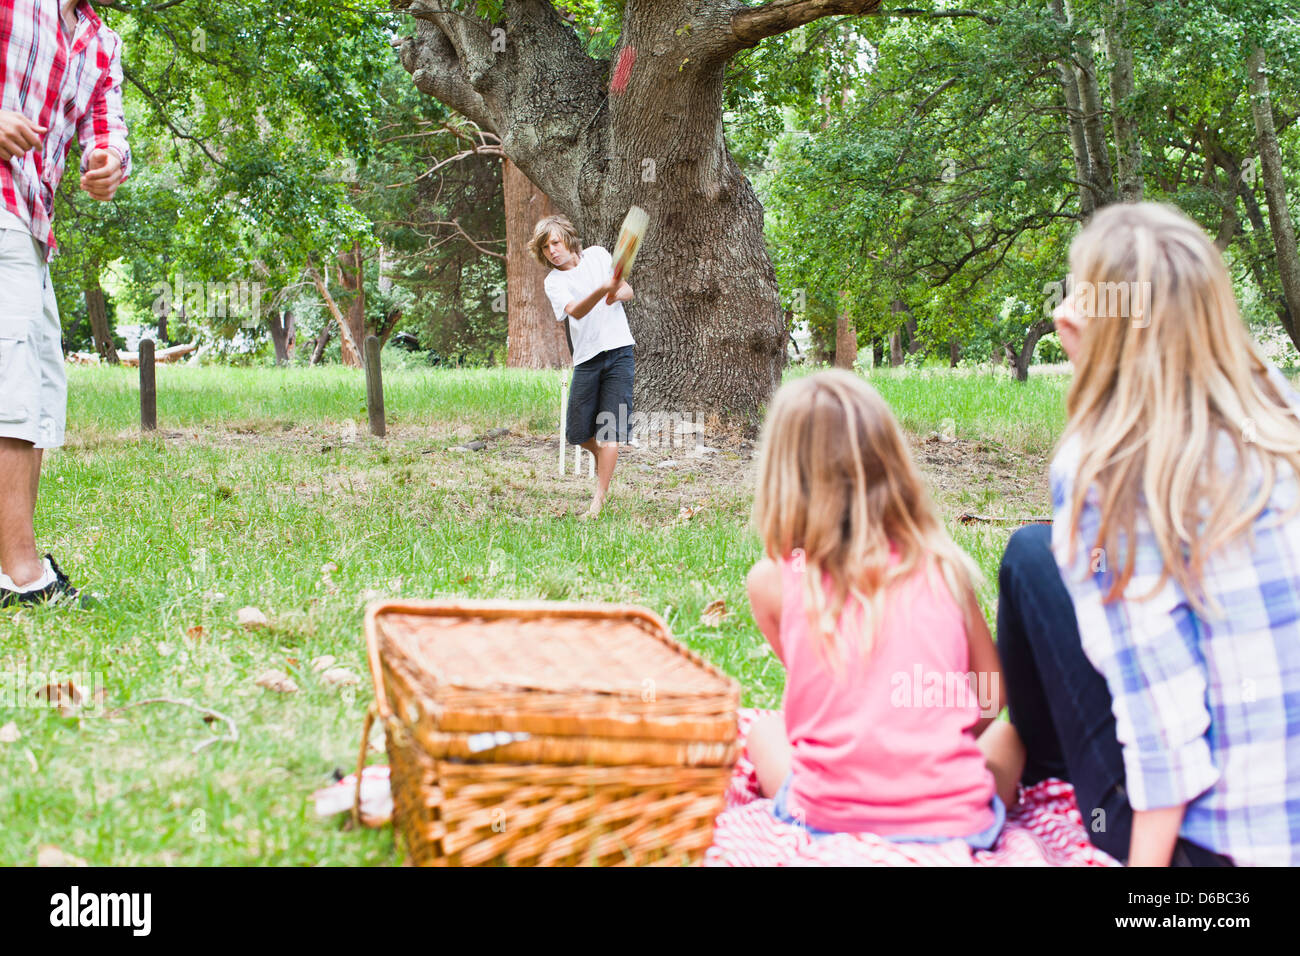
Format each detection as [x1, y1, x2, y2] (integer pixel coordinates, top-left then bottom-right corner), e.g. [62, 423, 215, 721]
[567, 344, 634, 444]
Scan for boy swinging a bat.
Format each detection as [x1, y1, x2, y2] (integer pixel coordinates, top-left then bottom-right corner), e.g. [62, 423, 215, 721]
[530, 211, 640, 519]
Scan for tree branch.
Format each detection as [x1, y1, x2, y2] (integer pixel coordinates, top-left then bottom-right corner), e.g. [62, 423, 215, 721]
[308, 260, 361, 357]
[730, 0, 886, 50]
[404, 0, 498, 90]
[103, 697, 238, 756]
[884, 7, 1001, 25]
[384, 142, 505, 190]
[397, 21, 498, 134]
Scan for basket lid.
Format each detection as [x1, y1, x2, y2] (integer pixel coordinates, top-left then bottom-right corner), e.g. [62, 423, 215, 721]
[366, 599, 739, 729]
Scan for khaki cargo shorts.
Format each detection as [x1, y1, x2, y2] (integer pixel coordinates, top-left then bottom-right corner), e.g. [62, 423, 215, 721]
[0, 226, 64, 449]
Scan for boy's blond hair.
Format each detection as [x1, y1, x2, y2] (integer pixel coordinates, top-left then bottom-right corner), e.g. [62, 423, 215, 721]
[529, 215, 582, 268]
[752, 369, 982, 665]
[1060, 201, 1300, 616]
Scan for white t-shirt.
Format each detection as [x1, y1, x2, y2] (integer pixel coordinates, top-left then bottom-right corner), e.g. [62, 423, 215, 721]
[544, 245, 636, 366]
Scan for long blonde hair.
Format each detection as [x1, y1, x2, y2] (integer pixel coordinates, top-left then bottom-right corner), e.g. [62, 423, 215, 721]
[1060, 201, 1300, 615]
[752, 369, 982, 664]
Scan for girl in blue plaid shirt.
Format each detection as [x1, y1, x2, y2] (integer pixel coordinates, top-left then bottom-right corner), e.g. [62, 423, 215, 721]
[992, 202, 1300, 866]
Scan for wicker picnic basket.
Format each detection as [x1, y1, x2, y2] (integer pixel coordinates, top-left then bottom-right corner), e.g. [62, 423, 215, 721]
[359, 599, 741, 866]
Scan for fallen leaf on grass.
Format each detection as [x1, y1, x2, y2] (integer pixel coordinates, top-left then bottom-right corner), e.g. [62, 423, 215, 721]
[0, 721, 19, 743]
[186, 624, 207, 641]
[700, 598, 729, 627]
[35, 681, 84, 717]
[672, 505, 704, 526]
[254, 670, 299, 694]
[37, 846, 87, 867]
[320, 667, 360, 688]
[237, 606, 269, 629]
[319, 563, 340, 595]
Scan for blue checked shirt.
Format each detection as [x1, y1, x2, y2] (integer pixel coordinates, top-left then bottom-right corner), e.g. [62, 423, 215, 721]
[1050, 361, 1300, 866]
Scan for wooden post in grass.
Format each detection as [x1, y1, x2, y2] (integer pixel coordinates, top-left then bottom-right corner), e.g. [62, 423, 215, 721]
[364, 335, 386, 437]
[139, 338, 157, 432]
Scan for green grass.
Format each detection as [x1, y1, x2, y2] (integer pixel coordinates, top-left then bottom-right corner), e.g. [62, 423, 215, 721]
[0, 361, 1063, 865]
[67, 364, 569, 435]
[864, 368, 1070, 456]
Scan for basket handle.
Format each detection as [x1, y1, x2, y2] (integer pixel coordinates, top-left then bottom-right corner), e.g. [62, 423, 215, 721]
[351, 701, 377, 828]
[365, 612, 393, 722]
[354, 609, 394, 828]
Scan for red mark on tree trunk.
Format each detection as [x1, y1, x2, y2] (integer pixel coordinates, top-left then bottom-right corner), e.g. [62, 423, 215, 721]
[610, 46, 636, 94]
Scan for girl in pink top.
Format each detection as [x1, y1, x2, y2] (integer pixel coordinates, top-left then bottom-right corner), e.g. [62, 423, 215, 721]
[746, 370, 1016, 844]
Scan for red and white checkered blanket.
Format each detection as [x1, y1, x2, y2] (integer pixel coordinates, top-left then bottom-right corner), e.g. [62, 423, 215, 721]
[705, 709, 1120, 866]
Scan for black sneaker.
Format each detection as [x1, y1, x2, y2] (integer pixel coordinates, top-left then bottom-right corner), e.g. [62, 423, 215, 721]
[0, 554, 93, 608]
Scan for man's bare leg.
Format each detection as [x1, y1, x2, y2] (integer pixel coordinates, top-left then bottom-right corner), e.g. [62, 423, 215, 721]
[578, 437, 618, 518]
[0, 437, 44, 587]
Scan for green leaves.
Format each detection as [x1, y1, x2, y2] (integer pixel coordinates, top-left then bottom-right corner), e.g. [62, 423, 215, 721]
[739, 0, 1300, 366]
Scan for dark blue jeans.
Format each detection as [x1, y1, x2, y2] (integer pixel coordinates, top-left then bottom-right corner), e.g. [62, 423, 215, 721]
[997, 523, 1232, 866]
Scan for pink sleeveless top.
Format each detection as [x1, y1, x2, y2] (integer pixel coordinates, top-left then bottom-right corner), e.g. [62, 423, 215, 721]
[779, 549, 997, 836]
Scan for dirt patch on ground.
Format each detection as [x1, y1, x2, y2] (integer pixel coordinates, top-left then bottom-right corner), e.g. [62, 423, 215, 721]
[73, 421, 1052, 523]
[914, 435, 1052, 520]
[438, 426, 1051, 522]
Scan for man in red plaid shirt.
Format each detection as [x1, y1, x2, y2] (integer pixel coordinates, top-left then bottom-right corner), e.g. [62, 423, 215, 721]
[0, 0, 131, 606]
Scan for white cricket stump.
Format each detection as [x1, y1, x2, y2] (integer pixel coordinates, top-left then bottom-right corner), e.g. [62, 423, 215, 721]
[559, 380, 568, 476]
[557, 380, 595, 478]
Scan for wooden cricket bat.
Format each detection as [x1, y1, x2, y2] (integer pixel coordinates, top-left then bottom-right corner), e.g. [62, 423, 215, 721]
[611, 205, 649, 284]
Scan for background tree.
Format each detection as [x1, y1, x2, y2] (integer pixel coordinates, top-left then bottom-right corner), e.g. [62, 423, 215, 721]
[753, 1, 1300, 378]
[393, 0, 890, 418]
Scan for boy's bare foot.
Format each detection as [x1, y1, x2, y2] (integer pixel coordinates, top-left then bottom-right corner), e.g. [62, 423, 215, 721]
[579, 494, 605, 520]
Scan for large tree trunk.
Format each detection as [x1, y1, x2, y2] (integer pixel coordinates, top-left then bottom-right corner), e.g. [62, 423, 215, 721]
[310, 321, 334, 366]
[1105, 1, 1143, 202]
[1050, 0, 1095, 218]
[310, 262, 362, 368]
[395, 0, 884, 420]
[889, 332, 903, 367]
[269, 309, 296, 365]
[834, 291, 856, 369]
[1012, 319, 1052, 382]
[1073, 35, 1116, 210]
[1248, 47, 1300, 354]
[904, 311, 921, 355]
[336, 242, 366, 368]
[1238, 173, 1297, 343]
[1201, 128, 1296, 340]
[1050, 0, 1115, 215]
[84, 274, 119, 365]
[376, 307, 403, 348]
[889, 298, 906, 366]
[503, 157, 570, 368]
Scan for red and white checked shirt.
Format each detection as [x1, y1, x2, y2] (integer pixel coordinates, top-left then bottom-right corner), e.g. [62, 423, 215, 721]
[0, 0, 132, 261]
